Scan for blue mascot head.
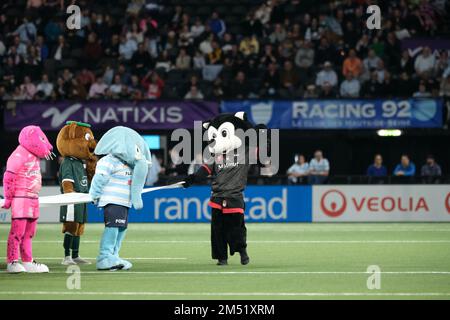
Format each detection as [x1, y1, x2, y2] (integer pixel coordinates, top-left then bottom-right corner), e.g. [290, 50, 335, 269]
[94, 126, 152, 209]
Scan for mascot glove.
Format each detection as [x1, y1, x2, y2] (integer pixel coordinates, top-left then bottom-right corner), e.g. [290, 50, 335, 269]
[2, 198, 12, 209]
[182, 174, 196, 188]
[132, 198, 143, 210]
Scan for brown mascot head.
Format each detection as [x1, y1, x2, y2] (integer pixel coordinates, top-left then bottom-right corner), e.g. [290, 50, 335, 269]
[56, 121, 98, 181]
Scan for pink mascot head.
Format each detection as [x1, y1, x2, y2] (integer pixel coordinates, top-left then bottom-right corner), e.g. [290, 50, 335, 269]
[18, 125, 54, 159]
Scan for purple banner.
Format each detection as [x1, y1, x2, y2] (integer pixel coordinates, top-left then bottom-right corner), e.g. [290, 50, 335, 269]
[4, 100, 219, 131]
[401, 38, 450, 57]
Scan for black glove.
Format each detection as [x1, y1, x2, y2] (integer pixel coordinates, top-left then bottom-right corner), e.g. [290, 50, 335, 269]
[182, 174, 196, 188]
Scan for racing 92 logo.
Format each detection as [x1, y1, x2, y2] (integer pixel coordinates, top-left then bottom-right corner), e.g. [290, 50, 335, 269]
[320, 189, 347, 217]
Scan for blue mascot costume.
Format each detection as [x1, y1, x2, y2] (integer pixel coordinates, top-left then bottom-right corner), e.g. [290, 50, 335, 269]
[89, 126, 151, 271]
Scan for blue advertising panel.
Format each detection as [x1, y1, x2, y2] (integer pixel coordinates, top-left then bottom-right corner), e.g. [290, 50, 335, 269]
[88, 186, 312, 223]
[221, 99, 443, 129]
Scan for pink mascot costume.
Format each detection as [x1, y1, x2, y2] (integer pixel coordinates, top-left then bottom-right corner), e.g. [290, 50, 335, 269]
[2, 125, 54, 273]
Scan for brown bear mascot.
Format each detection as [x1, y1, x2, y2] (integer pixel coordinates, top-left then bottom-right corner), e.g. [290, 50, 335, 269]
[56, 121, 97, 265]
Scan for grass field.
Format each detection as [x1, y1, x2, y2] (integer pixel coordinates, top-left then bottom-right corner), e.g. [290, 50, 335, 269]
[0, 223, 449, 300]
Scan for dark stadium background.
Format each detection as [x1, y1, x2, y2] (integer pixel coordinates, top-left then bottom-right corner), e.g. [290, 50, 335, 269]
[0, 0, 449, 183]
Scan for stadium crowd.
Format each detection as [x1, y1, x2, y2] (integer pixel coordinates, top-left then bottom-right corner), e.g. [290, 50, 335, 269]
[285, 151, 443, 184]
[0, 0, 449, 102]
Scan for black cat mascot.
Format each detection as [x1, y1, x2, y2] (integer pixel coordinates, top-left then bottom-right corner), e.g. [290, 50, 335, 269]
[183, 111, 270, 266]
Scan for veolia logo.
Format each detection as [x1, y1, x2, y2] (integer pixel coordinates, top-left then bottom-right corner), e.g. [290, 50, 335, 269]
[320, 189, 347, 217]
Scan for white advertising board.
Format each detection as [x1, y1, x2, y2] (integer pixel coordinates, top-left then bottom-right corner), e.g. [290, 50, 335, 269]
[0, 186, 61, 223]
[313, 185, 450, 222]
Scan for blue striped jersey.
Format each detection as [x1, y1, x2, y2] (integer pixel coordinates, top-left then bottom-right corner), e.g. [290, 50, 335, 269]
[95, 154, 133, 208]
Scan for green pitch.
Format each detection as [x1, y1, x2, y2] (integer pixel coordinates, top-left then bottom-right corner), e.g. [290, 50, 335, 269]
[0, 223, 449, 300]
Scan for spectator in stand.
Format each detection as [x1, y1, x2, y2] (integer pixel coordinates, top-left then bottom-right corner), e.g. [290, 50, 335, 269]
[178, 25, 194, 48]
[362, 71, 382, 98]
[229, 71, 250, 99]
[84, 32, 103, 62]
[420, 154, 442, 183]
[434, 51, 449, 77]
[77, 68, 95, 90]
[260, 62, 280, 98]
[13, 17, 37, 43]
[342, 49, 362, 78]
[44, 18, 63, 45]
[175, 48, 191, 70]
[208, 12, 226, 38]
[259, 43, 277, 67]
[212, 77, 225, 100]
[20, 76, 36, 100]
[193, 50, 206, 70]
[119, 35, 138, 61]
[394, 154, 416, 177]
[304, 84, 319, 98]
[396, 72, 415, 97]
[0, 85, 9, 100]
[315, 61, 338, 90]
[363, 49, 382, 73]
[413, 82, 432, 98]
[256, 0, 273, 24]
[0, 0, 447, 101]
[221, 33, 234, 54]
[142, 71, 164, 99]
[279, 60, 300, 98]
[12, 86, 26, 100]
[399, 50, 414, 75]
[68, 78, 87, 100]
[105, 34, 120, 58]
[155, 50, 173, 72]
[340, 73, 360, 98]
[115, 64, 132, 86]
[184, 85, 204, 100]
[208, 40, 223, 65]
[88, 76, 108, 99]
[319, 82, 337, 98]
[295, 40, 314, 74]
[128, 75, 143, 100]
[414, 46, 436, 77]
[35, 74, 53, 99]
[287, 154, 309, 185]
[52, 35, 69, 61]
[269, 23, 287, 44]
[54, 77, 69, 99]
[367, 154, 387, 177]
[198, 32, 213, 55]
[190, 17, 205, 38]
[315, 37, 337, 66]
[243, 12, 264, 37]
[308, 150, 330, 185]
[109, 75, 124, 98]
[131, 43, 152, 76]
[239, 35, 259, 57]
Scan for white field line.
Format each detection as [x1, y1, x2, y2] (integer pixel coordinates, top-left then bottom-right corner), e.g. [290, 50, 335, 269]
[1, 270, 449, 275]
[0, 240, 449, 244]
[3, 226, 450, 233]
[0, 291, 449, 297]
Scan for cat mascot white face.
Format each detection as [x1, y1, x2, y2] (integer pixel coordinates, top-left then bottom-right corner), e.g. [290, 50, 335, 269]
[203, 111, 253, 154]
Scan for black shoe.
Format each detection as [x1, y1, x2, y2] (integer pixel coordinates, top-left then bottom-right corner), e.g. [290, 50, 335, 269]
[97, 264, 124, 271]
[240, 249, 250, 265]
[217, 259, 228, 266]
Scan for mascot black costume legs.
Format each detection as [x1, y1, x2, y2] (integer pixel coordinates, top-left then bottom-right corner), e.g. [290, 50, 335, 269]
[183, 112, 270, 266]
